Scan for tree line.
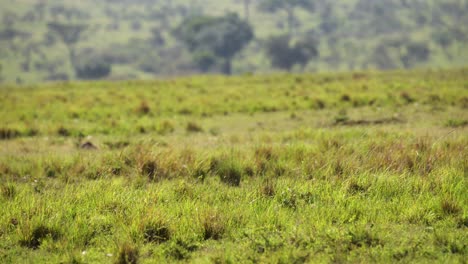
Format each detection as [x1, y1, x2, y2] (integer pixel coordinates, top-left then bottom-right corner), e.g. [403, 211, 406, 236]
[0, 0, 466, 82]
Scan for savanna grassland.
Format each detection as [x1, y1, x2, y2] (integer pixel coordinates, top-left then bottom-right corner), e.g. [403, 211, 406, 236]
[0, 69, 467, 263]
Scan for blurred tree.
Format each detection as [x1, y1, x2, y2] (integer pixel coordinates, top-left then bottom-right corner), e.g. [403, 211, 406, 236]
[193, 51, 219, 72]
[371, 44, 398, 70]
[432, 30, 452, 49]
[150, 27, 166, 46]
[2, 12, 18, 28]
[401, 42, 430, 68]
[265, 34, 318, 70]
[258, 0, 314, 36]
[47, 22, 87, 74]
[174, 13, 253, 74]
[234, 0, 253, 21]
[75, 58, 111, 80]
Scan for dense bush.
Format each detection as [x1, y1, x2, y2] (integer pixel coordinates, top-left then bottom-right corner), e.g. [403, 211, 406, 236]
[75, 59, 111, 80]
[265, 35, 318, 70]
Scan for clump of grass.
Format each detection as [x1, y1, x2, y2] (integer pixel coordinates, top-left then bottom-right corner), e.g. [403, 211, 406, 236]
[426, 94, 441, 104]
[142, 219, 171, 244]
[346, 179, 368, 195]
[313, 98, 326, 109]
[136, 101, 150, 115]
[134, 148, 178, 181]
[1, 183, 16, 199]
[104, 140, 130, 149]
[334, 109, 349, 124]
[456, 216, 468, 228]
[348, 229, 382, 248]
[0, 128, 21, 140]
[20, 225, 61, 249]
[57, 126, 70, 137]
[178, 108, 193, 115]
[441, 198, 461, 215]
[201, 211, 225, 240]
[259, 179, 276, 197]
[243, 164, 255, 177]
[174, 180, 195, 198]
[25, 127, 40, 137]
[254, 146, 277, 175]
[186, 121, 203, 133]
[44, 165, 58, 178]
[115, 243, 139, 264]
[164, 239, 199, 260]
[209, 127, 221, 136]
[157, 120, 175, 135]
[255, 145, 277, 161]
[140, 160, 166, 181]
[277, 188, 298, 209]
[211, 157, 243, 187]
[459, 96, 468, 108]
[400, 92, 415, 104]
[445, 119, 468, 128]
[341, 94, 351, 102]
[191, 161, 209, 182]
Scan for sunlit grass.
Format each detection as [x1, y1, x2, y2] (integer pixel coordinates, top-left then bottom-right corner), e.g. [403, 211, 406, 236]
[0, 69, 467, 263]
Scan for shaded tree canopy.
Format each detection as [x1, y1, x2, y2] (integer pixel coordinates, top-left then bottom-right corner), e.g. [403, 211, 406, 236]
[258, 0, 314, 35]
[47, 22, 87, 46]
[75, 57, 112, 80]
[174, 13, 254, 74]
[265, 34, 318, 70]
[47, 22, 88, 74]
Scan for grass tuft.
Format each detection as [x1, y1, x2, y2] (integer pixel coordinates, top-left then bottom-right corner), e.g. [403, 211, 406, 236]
[1, 183, 16, 199]
[164, 239, 199, 260]
[348, 229, 382, 248]
[20, 225, 61, 249]
[341, 94, 351, 102]
[136, 101, 151, 115]
[115, 243, 139, 264]
[186, 122, 203, 133]
[141, 160, 158, 179]
[346, 180, 368, 195]
[201, 211, 225, 240]
[441, 198, 461, 215]
[259, 179, 276, 197]
[142, 220, 171, 244]
[211, 157, 243, 187]
[400, 92, 415, 104]
[445, 119, 468, 128]
[57, 126, 71, 137]
[0, 128, 21, 140]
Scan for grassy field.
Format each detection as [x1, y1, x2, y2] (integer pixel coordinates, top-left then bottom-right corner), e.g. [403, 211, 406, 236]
[0, 69, 467, 263]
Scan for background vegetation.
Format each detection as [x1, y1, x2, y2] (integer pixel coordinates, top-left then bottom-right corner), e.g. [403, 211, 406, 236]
[0, 0, 467, 83]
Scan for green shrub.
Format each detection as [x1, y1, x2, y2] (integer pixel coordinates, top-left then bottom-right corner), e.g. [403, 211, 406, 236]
[75, 59, 111, 80]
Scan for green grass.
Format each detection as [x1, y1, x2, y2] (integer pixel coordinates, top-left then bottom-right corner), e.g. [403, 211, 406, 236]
[0, 69, 467, 263]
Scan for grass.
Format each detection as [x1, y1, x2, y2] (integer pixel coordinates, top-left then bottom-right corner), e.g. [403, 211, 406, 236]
[0, 69, 467, 263]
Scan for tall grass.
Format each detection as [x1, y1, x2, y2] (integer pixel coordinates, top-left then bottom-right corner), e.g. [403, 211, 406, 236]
[0, 69, 467, 262]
